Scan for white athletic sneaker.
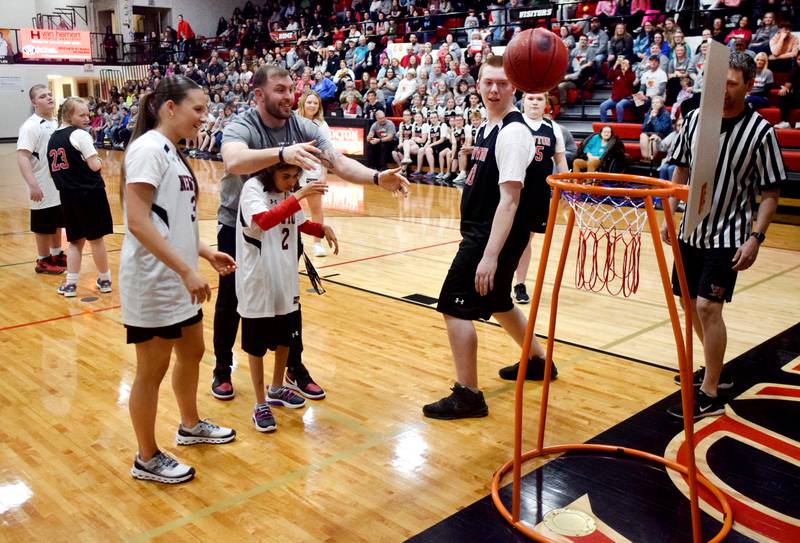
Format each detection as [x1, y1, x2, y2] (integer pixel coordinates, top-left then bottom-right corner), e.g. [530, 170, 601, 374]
[401, 157, 412, 165]
[312, 242, 327, 257]
[131, 451, 195, 484]
[775, 121, 791, 129]
[175, 420, 236, 445]
[795, 122, 800, 130]
[453, 172, 467, 184]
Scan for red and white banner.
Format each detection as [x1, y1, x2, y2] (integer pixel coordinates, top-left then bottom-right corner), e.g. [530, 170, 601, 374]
[270, 31, 296, 43]
[328, 125, 365, 156]
[19, 28, 91, 60]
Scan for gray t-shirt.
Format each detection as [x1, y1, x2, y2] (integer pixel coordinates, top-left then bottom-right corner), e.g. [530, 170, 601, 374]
[218, 109, 334, 226]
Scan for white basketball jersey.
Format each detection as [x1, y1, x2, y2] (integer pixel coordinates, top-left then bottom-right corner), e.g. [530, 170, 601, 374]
[17, 114, 60, 210]
[119, 130, 200, 327]
[236, 178, 305, 319]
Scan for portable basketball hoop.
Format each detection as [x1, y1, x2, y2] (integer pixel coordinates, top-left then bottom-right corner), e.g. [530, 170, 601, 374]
[490, 172, 733, 542]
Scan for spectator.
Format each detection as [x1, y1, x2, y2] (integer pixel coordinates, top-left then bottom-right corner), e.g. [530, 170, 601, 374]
[652, 32, 671, 58]
[464, 8, 480, 31]
[573, 125, 616, 172]
[333, 60, 355, 88]
[595, 0, 618, 22]
[339, 79, 363, 106]
[749, 12, 778, 55]
[633, 21, 655, 61]
[639, 96, 672, 163]
[666, 43, 692, 105]
[657, 118, 681, 180]
[746, 52, 774, 110]
[393, 69, 418, 115]
[366, 110, 397, 169]
[600, 57, 635, 122]
[312, 71, 337, 107]
[342, 93, 362, 118]
[176, 14, 195, 61]
[560, 25, 575, 51]
[378, 68, 400, 110]
[454, 79, 470, 107]
[711, 18, 726, 44]
[662, 17, 681, 49]
[586, 17, 610, 78]
[363, 90, 386, 119]
[557, 35, 597, 105]
[103, 26, 118, 63]
[776, 52, 800, 128]
[770, 22, 800, 72]
[726, 16, 752, 49]
[607, 23, 634, 65]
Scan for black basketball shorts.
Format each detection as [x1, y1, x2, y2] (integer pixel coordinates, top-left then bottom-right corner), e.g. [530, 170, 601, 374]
[671, 240, 739, 303]
[437, 227, 530, 321]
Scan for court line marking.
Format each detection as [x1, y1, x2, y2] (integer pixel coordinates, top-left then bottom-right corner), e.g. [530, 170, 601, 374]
[599, 262, 800, 352]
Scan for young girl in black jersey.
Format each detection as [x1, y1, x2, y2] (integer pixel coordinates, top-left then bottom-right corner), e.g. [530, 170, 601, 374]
[423, 111, 448, 178]
[411, 112, 430, 175]
[48, 97, 113, 297]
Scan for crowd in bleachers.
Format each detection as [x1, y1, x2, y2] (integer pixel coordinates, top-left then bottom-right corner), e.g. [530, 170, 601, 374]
[86, 0, 800, 179]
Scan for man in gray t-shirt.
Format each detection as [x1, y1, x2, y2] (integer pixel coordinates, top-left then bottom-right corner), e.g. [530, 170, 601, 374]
[211, 65, 409, 400]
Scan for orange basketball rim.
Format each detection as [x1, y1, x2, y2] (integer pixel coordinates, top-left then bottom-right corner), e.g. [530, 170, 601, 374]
[490, 172, 733, 542]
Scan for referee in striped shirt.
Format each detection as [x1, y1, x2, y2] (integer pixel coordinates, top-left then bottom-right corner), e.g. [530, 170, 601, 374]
[661, 52, 784, 420]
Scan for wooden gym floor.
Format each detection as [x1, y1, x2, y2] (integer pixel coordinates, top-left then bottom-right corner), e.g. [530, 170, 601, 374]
[0, 144, 798, 542]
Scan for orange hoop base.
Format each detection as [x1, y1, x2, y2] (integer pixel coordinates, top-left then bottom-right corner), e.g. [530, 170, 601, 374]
[490, 444, 733, 542]
[490, 173, 734, 542]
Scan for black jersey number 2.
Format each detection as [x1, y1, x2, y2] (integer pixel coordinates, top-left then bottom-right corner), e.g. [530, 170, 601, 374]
[281, 228, 290, 250]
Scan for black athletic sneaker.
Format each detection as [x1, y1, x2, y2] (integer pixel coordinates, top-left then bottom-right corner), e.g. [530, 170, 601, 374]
[513, 283, 530, 304]
[211, 375, 235, 400]
[673, 366, 733, 389]
[422, 384, 489, 420]
[498, 356, 558, 381]
[666, 389, 726, 420]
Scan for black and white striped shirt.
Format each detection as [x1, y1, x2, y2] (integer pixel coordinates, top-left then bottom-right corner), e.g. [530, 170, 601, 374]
[670, 107, 785, 248]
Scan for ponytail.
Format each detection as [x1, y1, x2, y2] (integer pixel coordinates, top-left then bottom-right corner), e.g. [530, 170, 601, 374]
[120, 75, 201, 204]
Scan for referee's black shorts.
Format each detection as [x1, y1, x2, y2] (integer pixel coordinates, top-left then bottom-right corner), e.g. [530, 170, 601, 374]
[437, 227, 530, 321]
[671, 240, 739, 303]
[241, 309, 302, 357]
[30, 205, 65, 234]
[60, 189, 114, 242]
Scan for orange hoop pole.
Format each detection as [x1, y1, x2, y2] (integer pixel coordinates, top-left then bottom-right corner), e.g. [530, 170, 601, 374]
[643, 195, 701, 543]
[512, 187, 563, 521]
[536, 208, 575, 452]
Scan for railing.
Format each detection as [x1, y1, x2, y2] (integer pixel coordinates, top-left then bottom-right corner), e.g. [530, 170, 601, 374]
[0, 3, 779, 68]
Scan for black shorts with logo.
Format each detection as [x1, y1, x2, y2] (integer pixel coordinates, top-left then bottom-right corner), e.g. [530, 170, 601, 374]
[60, 189, 114, 242]
[30, 205, 65, 234]
[437, 226, 530, 321]
[671, 240, 739, 303]
[241, 309, 302, 357]
[125, 310, 203, 344]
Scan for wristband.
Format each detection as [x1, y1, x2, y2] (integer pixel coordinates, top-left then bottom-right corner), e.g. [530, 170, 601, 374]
[278, 146, 285, 163]
[373, 170, 380, 185]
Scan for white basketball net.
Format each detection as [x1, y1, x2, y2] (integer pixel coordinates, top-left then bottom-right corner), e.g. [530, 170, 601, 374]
[562, 189, 649, 297]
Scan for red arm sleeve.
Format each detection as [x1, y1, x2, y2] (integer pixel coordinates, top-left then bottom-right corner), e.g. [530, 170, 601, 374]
[250, 196, 301, 231]
[299, 221, 326, 238]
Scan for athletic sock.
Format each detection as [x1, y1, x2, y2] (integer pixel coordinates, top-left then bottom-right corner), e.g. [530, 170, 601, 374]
[50, 248, 64, 256]
[66, 272, 79, 285]
[38, 255, 50, 261]
[268, 385, 281, 394]
[98, 271, 111, 281]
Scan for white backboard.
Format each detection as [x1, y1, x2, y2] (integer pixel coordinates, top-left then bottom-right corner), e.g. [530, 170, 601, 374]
[683, 40, 730, 239]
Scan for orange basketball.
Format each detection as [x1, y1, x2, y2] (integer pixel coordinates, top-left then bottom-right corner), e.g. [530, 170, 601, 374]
[504, 28, 569, 93]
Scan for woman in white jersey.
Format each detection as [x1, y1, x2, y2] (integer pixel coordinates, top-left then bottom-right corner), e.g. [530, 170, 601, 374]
[120, 76, 237, 484]
[237, 163, 336, 432]
[296, 91, 330, 257]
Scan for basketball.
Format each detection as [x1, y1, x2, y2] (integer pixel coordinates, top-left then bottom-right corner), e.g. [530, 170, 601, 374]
[503, 28, 569, 93]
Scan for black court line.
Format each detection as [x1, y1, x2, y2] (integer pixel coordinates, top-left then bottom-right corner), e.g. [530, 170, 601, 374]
[301, 272, 675, 373]
[407, 322, 800, 543]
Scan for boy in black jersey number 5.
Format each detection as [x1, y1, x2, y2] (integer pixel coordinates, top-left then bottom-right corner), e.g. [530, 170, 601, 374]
[423, 56, 557, 420]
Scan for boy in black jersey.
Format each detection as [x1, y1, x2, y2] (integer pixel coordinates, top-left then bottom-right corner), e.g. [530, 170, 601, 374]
[423, 57, 557, 420]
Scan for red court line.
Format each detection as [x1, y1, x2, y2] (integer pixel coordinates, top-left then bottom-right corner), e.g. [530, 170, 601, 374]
[1, 238, 459, 331]
[315, 239, 460, 269]
[0, 304, 121, 332]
